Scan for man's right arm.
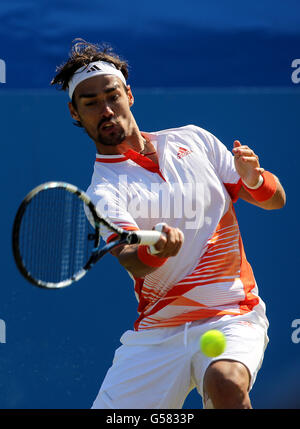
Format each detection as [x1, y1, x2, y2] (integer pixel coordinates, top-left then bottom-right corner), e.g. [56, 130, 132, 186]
[110, 224, 184, 278]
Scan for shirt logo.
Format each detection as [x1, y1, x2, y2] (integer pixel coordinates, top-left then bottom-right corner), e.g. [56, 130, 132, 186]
[177, 146, 192, 159]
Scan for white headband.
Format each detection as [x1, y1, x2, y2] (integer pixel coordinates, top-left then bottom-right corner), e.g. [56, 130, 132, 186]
[68, 60, 127, 99]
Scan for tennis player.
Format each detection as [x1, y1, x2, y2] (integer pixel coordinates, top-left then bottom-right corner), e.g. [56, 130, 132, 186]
[51, 39, 286, 409]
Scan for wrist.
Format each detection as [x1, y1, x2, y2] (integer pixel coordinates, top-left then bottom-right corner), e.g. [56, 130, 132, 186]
[242, 174, 264, 189]
[137, 245, 168, 268]
[242, 171, 277, 202]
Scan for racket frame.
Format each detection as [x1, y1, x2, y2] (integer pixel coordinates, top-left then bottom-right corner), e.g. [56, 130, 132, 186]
[12, 182, 140, 289]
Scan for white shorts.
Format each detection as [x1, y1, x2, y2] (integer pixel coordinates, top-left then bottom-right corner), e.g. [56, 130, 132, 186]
[91, 311, 269, 409]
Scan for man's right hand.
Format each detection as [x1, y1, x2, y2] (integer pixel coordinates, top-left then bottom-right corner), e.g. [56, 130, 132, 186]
[151, 224, 184, 258]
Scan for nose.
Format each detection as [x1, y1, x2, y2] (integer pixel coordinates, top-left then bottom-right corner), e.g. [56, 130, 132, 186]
[98, 102, 115, 130]
[101, 103, 114, 118]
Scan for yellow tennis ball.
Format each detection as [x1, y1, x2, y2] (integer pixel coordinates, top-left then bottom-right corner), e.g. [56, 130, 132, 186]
[200, 330, 226, 357]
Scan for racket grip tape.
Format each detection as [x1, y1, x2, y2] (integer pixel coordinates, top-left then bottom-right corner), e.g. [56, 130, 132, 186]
[135, 224, 166, 250]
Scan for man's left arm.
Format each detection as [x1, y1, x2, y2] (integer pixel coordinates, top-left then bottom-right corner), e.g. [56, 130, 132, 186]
[233, 140, 286, 210]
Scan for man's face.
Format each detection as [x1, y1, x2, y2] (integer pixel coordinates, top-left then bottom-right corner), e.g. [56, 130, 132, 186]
[69, 75, 134, 149]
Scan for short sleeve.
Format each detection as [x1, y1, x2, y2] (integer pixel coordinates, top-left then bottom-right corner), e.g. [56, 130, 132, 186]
[86, 185, 139, 243]
[195, 127, 242, 202]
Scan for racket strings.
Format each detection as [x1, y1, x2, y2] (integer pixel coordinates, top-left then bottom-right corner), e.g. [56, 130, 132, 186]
[18, 188, 96, 283]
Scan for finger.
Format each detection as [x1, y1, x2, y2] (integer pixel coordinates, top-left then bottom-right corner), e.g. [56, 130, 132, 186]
[160, 228, 183, 257]
[152, 235, 167, 253]
[238, 155, 260, 164]
[170, 229, 184, 256]
[164, 228, 178, 255]
[233, 140, 242, 148]
[233, 147, 255, 157]
[172, 228, 184, 255]
[160, 224, 170, 233]
[233, 146, 250, 158]
[151, 224, 172, 254]
[150, 224, 169, 253]
[232, 140, 242, 155]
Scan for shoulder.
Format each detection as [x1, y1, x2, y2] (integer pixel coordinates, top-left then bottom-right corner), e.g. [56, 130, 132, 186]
[150, 124, 208, 136]
[86, 183, 109, 204]
[150, 124, 217, 145]
[151, 125, 223, 158]
[85, 176, 121, 206]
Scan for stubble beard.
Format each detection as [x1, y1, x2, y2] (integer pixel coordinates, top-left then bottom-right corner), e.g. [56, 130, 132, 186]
[96, 127, 126, 146]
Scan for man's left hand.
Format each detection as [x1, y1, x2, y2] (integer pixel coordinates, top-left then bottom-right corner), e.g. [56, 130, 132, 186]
[232, 140, 264, 187]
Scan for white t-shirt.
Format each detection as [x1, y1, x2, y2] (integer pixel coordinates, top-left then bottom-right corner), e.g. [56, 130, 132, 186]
[86, 125, 268, 330]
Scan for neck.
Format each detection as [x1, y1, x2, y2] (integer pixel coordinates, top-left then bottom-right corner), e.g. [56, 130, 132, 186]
[96, 131, 155, 156]
[96, 132, 158, 164]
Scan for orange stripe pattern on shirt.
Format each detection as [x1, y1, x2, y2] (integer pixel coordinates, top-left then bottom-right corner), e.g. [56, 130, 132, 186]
[134, 203, 259, 330]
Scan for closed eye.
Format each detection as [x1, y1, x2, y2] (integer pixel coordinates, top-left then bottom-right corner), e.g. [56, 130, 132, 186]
[85, 101, 96, 106]
[85, 94, 119, 106]
[110, 94, 120, 101]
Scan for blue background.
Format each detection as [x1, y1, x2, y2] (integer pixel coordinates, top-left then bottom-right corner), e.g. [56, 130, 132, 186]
[0, 0, 299, 409]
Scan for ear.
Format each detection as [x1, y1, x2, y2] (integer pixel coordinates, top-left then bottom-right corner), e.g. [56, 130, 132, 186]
[126, 85, 134, 107]
[68, 101, 81, 121]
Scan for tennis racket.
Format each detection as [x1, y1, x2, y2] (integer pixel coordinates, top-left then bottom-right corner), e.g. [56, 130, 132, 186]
[12, 181, 165, 289]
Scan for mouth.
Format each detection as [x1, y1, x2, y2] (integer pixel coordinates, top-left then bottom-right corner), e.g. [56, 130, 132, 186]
[100, 122, 117, 133]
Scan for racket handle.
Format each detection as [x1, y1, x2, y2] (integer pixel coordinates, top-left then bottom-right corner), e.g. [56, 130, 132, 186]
[135, 223, 167, 252]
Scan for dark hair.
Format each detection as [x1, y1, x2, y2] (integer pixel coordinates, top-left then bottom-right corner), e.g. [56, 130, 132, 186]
[50, 38, 129, 127]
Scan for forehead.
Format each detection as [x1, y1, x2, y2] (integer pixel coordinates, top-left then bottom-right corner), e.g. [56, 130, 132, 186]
[74, 74, 123, 99]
